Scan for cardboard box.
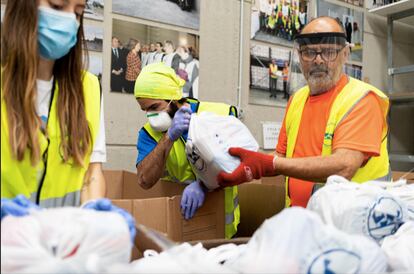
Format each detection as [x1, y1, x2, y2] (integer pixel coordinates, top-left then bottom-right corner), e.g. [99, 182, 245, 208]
[252, 175, 285, 185]
[132, 223, 248, 257]
[392, 171, 414, 183]
[189, 237, 250, 249]
[105, 170, 287, 259]
[104, 170, 225, 243]
[237, 176, 286, 237]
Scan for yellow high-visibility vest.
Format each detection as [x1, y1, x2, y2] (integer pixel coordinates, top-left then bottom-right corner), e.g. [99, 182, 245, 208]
[1, 71, 101, 208]
[268, 16, 277, 29]
[270, 64, 278, 79]
[284, 77, 390, 207]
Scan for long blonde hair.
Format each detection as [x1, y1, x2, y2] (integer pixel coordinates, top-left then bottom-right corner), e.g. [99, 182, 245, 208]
[1, 0, 92, 166]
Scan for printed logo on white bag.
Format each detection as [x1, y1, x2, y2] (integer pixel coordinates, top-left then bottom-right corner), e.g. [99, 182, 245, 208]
[367, 197, 403, 241]
[307, 249, 361, 274]
[186, 142, 206, 172]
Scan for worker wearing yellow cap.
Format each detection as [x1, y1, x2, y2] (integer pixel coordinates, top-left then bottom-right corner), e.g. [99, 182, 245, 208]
[134, 63, 240, 239]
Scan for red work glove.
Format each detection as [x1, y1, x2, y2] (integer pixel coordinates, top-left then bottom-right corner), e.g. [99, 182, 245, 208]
[217, 147, 276, 187]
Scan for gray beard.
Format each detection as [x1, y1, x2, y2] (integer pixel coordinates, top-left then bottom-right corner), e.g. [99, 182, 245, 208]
[308, 74, 336, 95]
[306, 67, 342, 95]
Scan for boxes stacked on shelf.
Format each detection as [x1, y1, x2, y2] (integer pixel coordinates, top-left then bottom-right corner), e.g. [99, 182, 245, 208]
[251, 66, 270, 89]
[270, 46, 290, 63]
[251, 44, 269, 58]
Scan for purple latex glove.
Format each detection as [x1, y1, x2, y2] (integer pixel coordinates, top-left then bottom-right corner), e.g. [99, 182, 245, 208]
[180, 181, 206, 220]
[1, 195, 40, 220]
[83, 198, 136, 243]
[167, 106, 192, 141]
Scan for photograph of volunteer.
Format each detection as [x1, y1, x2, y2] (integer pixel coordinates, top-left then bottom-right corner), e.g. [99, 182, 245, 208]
[143, 41, 199, 98]
[218, 16, 390, 208]
[1, 0, 135, 242]
[134, 63, 239, 239]
[255, 0, 307, 43]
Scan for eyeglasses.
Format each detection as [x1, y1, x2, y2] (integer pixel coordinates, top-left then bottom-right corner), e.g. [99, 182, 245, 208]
[299, 46, 346, 62]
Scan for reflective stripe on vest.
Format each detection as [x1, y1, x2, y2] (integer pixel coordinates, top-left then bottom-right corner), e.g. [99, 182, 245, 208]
[143, 98, 240, 239]
[284, 76, 390, 207]
[28, 190, 81, 208]
[225, 186, 240, 238]
[1, 71, 101, 208]
[225, 193, 239, 223]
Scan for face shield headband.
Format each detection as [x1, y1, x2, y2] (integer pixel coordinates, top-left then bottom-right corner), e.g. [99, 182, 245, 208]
[294, 32, 347, 48]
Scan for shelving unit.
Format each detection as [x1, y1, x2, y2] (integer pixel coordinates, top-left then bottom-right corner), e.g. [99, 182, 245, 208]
[369, 1, 414, 169]
[369, 0, 414, 93]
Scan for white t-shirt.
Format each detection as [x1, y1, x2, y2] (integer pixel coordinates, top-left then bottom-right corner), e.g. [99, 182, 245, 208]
[259, 0, 268, 13]
[36, 78, 106, 163]
[282, 5, 290, 17]
[163, 52, 177, 67]
[299, 12, 306, 25]
[146, 52, 156, 65]
[153, 52, 165, 63]
[266, 3, 273, 16]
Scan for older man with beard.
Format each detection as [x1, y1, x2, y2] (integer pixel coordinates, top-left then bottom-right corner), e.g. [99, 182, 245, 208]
[217, 16, 391, 208]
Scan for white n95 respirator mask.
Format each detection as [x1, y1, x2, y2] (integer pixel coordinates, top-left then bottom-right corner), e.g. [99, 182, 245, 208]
[147, 111, 172, 132]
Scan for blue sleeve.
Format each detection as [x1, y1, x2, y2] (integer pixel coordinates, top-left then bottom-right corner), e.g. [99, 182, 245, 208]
[136, 128, 157, 166]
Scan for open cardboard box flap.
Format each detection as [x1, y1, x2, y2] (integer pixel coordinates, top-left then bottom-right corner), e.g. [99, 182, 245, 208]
[104, 170, 185, 200]
[134, 223, 249, 255]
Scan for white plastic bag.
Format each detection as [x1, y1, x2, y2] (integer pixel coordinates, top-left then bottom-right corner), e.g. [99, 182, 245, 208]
[381, 221, 414, 272]
[307, 175, 409, 243]
[224, 207, 387, 273]
[186, 112, 259, 189]
[104, 243, 237, 274]
[381, 221, 414, 271]
[365, 179, 414, 221]
[1, 207, 131, 273]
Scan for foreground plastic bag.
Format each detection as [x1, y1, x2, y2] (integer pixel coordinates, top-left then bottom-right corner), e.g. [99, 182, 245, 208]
[307, 175, 409, 243]
[1, 207, 131, 273]
[225, 207, 387, 273]
[104, 243, 238, 274]
[381, 221, 414, 271]
[365, 179, 414, 221]
[186, 112, 259, 190]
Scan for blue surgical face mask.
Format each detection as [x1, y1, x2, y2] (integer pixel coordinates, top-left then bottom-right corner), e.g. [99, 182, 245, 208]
[37, 6, 80, 60]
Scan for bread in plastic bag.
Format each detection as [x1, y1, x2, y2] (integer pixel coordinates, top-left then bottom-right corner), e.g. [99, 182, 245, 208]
[1, 207, 132, 273]
[381, 221, 414, 272]
[186, 112, 259, 190]
[224, 207, 388, 273]
[307, 175, 409, 243]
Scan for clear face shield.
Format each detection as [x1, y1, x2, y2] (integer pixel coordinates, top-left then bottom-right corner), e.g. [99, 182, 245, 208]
[290, 32, 348, 95]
